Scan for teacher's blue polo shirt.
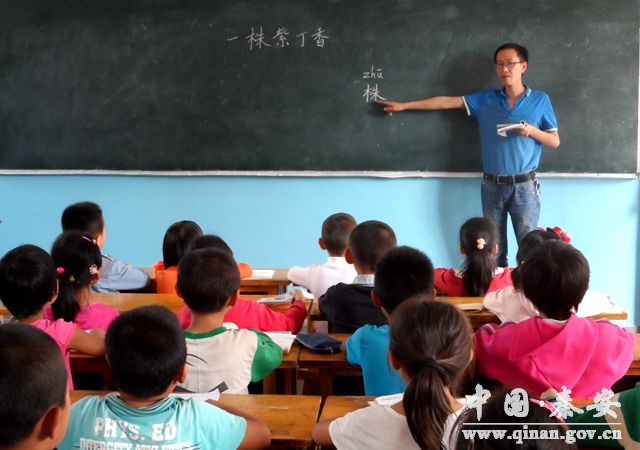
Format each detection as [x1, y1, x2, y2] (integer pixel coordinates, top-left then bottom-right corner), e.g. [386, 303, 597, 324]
[462, 87, 558, 175]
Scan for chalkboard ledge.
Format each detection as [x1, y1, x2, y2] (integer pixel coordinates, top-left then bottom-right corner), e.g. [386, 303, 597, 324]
[0, 170, 636, 179]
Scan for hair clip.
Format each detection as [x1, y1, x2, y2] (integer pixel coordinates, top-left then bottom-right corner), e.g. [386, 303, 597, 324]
[550, 226, 571, 244]
[88, 264, 99, 276]
[81, 235, 98, 245]
[56, 267, 65, 275]
[476, 238, 486, 250]
[68, 275, 76, 283]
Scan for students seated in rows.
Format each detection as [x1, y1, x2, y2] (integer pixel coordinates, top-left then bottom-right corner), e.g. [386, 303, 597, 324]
[58, 305, 271, 450]
[61, 201, 150, 293]
[454, 389, 574, 450]
[435, 217, 512, 296]
[313, 298, 472, 449]
[0, 324, 71, 450]
[319, 220, 396, 333]
[344, 246, 435, 396]
[177, 248, 282, 394]
[176, 235, 307, 333]
[475, 240, 635, 398]
[45, 230, 119, 332]
[484, 226, 617, 323]
[288, 212, 357, 297]
[153, 220, 203, 294]
[0, 244, 105, 390]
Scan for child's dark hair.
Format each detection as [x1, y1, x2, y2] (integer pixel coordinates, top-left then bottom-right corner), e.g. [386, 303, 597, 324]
[50, 230, 102, 322]
[519, 240, 589, 320]
[459, 217, 498, 296]
[374, 246, 435, 315]
[453, 389, 575, 450]
[348, 220, 397, 272]
[0, 244, 58, 320]
[191, 234, 233, 255]
[162, 220, 203, 268]
[61, 201, 105, 236]
[322, 213, 357, 254]
[494, 42, 529, 63]
[512, 228, 562, 289]
[106, 305, 186, 398]
[389, 297, 472, 450]
[177, 248, 240, 313]
[0, 323, 68, 447]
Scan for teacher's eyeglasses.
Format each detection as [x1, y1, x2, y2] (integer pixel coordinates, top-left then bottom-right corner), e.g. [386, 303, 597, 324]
[495, 60, 523, 69]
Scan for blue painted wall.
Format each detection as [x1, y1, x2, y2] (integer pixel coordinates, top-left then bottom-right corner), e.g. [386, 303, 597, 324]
[1, 175, 637, 324]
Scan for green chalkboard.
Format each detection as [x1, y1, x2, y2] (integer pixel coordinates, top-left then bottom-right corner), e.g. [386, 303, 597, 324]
[0, 0, 637, 173]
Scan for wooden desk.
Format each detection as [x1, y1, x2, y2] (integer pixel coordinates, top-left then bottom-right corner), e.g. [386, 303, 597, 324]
[297, 333, 361, 397]
[263, 342, 301, 394]
[240, 268, 290, 295]
[307, 296, 628, 331]
[71, 391, 322, 449]
[319, 395, 374, 421]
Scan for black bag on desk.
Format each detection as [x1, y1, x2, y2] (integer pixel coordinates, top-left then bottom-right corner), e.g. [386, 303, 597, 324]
[295, 332, 342, 354]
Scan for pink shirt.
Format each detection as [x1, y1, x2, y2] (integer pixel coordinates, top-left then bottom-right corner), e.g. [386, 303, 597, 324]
[474, 314, 635, 397]
[434, 267, 513, 296]
[31, 318, 77, 390]
[44, 302, 119, 332]
[176, 298, 307, 333]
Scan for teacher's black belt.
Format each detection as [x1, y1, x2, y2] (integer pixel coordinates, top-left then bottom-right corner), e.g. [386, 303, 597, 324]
[483, 171, 536, 184]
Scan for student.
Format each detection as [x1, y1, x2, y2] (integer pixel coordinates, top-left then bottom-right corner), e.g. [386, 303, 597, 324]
[288, 212, 358, 297]
[474, 240, 635, 397]
[0, 244, 105, 390]
[313, 297, 472, 449]
[378, 42, 560, 267]
[0, 323, 71, 450]
[344, 246, 435, 396]
[566, 383, 639, 448]
[453, 389, 575, 449]
[435, 217, 512, 297]
[483, 227, 563, 323]
[45, 230, 119, 331]
[176, 235, 307, 333]
[61, 201, 150, 293]
[153, 220, 203, 294]
[57, 305, 271, 450]
[177, 248, 282, 394]
[319, 220, 396, 333]
[484, 226, 616, 323]
[192, 234, 253, 278]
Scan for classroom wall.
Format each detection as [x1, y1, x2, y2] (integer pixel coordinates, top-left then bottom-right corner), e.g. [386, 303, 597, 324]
[1, 174, 637, 325]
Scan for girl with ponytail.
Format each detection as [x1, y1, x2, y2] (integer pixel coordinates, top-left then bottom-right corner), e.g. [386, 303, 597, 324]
[312, 297, 473, 449]
[46, 230, 119, 331]
[435, 217, 512, 296]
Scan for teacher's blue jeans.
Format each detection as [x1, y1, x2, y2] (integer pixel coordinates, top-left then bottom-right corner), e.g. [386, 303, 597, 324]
[481, 178, 540, 267]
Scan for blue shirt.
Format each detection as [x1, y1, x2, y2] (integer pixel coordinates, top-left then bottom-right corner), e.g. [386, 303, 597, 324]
[462, 87, 558, 175]
[94, 254, 150, 293]
[58, 394, 246, 450]
[346, 324, 407, 396]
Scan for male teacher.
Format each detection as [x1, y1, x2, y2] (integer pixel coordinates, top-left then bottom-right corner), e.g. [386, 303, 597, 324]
[378, 42, 560, 267]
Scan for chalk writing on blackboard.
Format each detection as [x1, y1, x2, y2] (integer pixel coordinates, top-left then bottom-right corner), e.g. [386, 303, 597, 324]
[226, 27, 330, 50]
[362, 66, 386, 103]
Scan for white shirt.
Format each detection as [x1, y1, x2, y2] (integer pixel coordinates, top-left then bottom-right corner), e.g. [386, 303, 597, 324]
[288, 256, 357, 297]
[328, 395, 466, 450]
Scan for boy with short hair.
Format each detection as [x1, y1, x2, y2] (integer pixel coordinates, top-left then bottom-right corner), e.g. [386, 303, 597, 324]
[0, 323, 70, 450]
[177, 248, 283, 394]
[319, 220, 397, 333]
[344, 246, 435, 395]
[58, 305, 271, 450]
[288, 213, 358, 297]
[61, 201, 150, 293]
